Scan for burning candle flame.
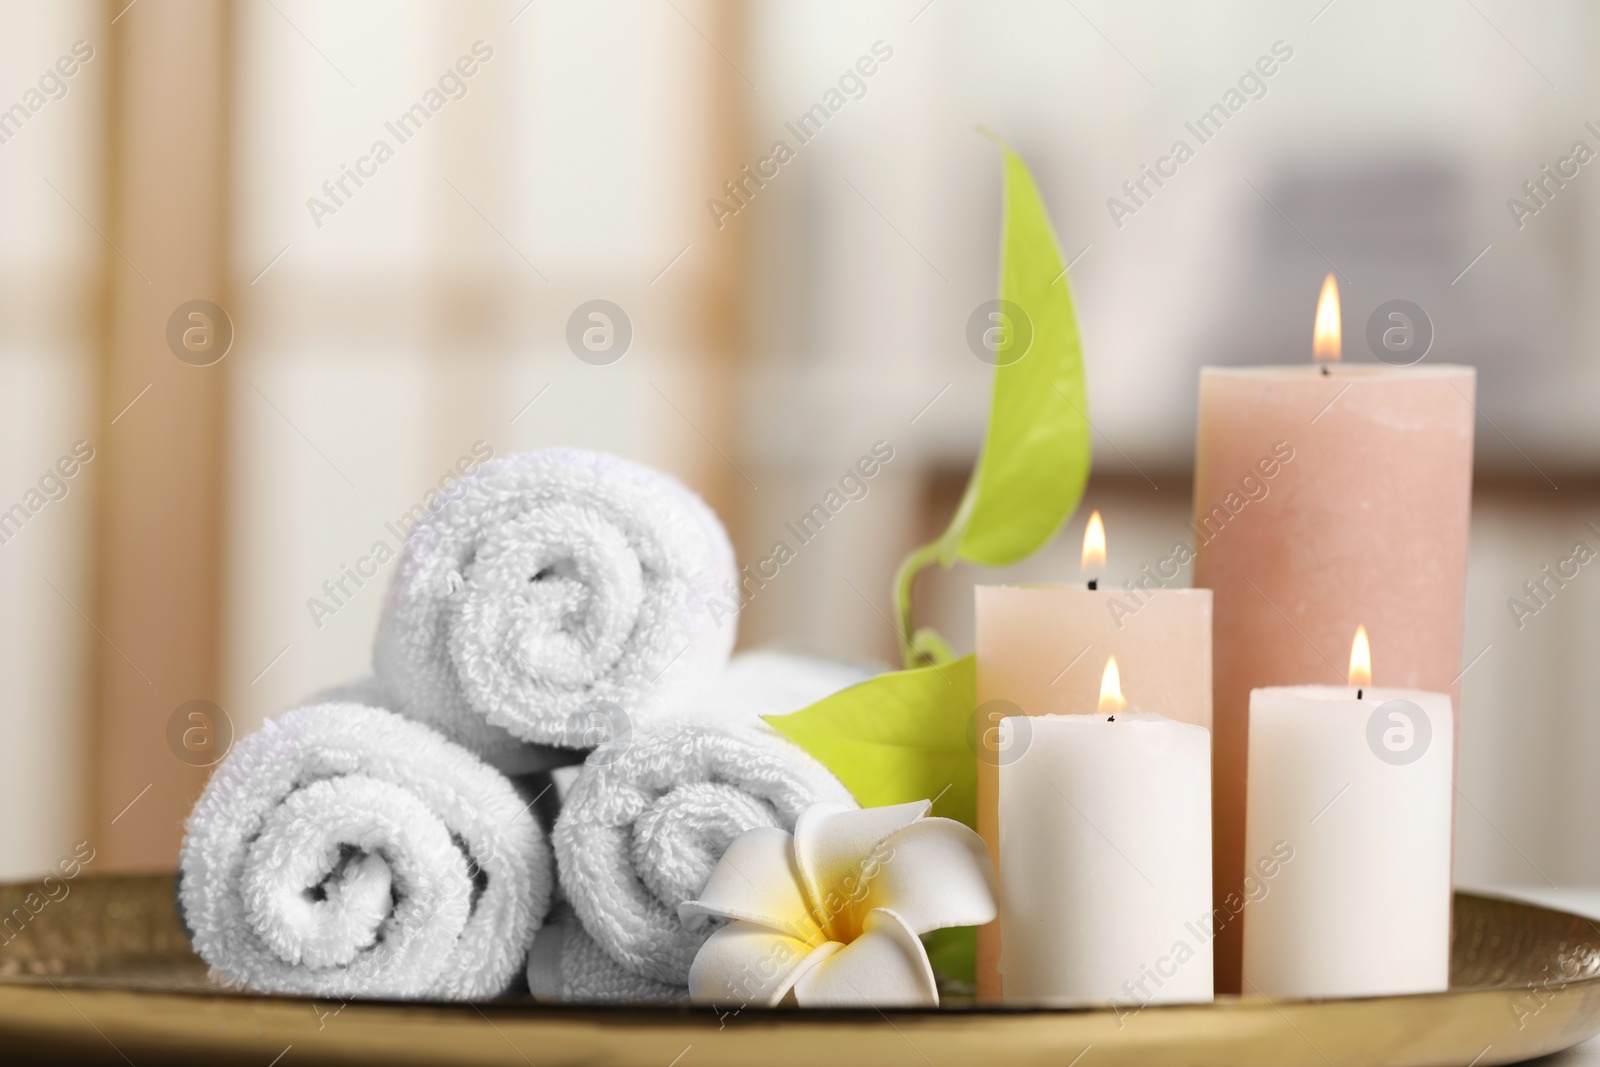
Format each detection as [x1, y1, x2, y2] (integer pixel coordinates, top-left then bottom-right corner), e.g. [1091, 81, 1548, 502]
[1098, 655, 1127, 716]
[1082, 510, 1106, 573]
[1313, 273, 1341, 363]
[1348, 624, 1371, 688]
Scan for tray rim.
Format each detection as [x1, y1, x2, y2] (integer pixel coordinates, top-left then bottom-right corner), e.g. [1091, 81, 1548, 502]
[4, 885, 1600, 1067]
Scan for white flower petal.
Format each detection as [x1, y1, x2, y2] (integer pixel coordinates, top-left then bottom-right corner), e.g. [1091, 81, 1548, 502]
[860, 817, 997, 935]
[791, 908, 939, 1008]
[686, 919, 839, 1006]
[678, 826, 824, 943]
[793, 800, 930, 940]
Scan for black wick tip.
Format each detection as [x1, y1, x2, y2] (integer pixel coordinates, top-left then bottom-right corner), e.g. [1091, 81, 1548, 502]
[1357, 688, 1363, 700]
[1107, 715, 1115, 722]
[1321, 364, 1331, 376]
[1087, 578, 1098, 591]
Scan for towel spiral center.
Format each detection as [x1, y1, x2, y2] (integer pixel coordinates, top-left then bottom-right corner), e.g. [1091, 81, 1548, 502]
[630, 782, 782, 910]
[448, 503, 646, 707]
[240, 776, 473, 971]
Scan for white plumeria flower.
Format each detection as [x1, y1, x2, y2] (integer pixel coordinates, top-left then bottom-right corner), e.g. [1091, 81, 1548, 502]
[678, 799, 997, 1008]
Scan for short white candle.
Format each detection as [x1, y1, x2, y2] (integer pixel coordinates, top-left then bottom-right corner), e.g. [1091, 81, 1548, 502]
[998, 659, 1213, 1006]
[1241, 636, 1453, 998]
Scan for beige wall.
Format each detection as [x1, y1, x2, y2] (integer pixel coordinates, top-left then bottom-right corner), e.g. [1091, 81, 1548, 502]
[0, 1, 104, 880]
[0, 0, 746, 875]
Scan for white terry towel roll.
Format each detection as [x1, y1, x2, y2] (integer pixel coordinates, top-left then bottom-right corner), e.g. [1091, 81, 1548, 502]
[551, 652, 868, 988]
[179, 703, 550, 1000]
[309, 670, 586, 777]
[372, 448, 738, 763]
[526, 902, 686, 1003]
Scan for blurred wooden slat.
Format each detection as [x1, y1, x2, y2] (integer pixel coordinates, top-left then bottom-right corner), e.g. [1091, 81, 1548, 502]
[90, 0, 234, 871]
[695, 0, 750, 550]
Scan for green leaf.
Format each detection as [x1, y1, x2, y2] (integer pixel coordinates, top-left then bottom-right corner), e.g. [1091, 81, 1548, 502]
[764, 655, 976, 830]
[892, 136, 1091, 665]
[944, 135, 1091, 567]
[922, 926, 977, 989]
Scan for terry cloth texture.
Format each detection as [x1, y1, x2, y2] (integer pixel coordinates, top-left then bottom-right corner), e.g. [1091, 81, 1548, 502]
[526, 901, 687, 1003]
[178, 703, 551, 1000]
[371, 448, 737, 763]
[551, 652, 867, 986]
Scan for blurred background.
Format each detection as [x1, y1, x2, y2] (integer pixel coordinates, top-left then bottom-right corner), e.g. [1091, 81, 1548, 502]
[0, 0, 1596, 904]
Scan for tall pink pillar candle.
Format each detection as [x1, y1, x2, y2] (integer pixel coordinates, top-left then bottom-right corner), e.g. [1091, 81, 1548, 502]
[1192, 363, 1475, 994]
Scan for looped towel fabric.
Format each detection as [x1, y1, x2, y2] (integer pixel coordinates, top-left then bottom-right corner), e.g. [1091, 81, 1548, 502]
[550, 653, 866, 987]
[526, 902, 687, 1003]
[372, 448, 737, 762]
[178, 703, 551, 1000]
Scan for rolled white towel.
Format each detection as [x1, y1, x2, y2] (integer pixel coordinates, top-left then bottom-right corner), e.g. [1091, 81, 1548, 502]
[551, 652, 867, 987]
[371, 448, 738, 762]
[526, 902, 686, 1003]
[179, 703, 550, 1000]
[312, 669, 587, 777]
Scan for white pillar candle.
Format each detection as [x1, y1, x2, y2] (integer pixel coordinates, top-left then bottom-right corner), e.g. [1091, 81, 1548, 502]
[1242, 681, 1454, 998]
[998, 705, 1213, 1006]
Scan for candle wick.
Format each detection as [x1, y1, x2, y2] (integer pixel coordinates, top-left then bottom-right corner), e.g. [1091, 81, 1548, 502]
[1320, 364, 1330, 377]
[1357, 688, 1363, 700]
[1107, 715, 1115, 722]
[1088, 578, 1098, 591]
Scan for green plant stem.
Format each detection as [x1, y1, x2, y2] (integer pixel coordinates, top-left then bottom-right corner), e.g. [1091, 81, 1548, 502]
[893, 538, 945, 669]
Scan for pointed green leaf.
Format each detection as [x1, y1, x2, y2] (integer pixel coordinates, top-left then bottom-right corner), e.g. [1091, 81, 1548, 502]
[764, 655, 976, 830]
[942, 137, 1091, 567]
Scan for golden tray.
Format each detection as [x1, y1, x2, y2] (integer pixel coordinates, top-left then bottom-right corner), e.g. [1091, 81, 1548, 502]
[2, 875, 1597, 1066]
